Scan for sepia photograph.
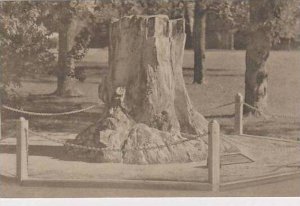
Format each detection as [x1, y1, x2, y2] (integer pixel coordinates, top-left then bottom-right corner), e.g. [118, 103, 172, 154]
[0, 0, 300, 200]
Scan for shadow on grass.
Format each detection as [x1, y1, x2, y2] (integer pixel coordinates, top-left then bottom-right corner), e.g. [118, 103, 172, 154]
[220, 125, 234, 134]
[2, 102, 105, 133]
[182, 67, 243, 78]
[206, 68, 239, 72]
[0, 145, 79, 162]
[194, 165, 207, 169]
[243, 126, 300, 138]
[0, 145, 104, 163]
[206, 74, 244, 77]
[205, 114, 235, 119]
[183, 67, 240, 72]
[22, 78, 57, 84]
[221, 117, 300, 139]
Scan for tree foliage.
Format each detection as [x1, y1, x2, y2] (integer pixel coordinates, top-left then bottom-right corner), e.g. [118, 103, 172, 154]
[1, 0, 298, 93]
[0, 1, 55, 88]
[258, 0, 299, 44]
[232, 0, 299, 43]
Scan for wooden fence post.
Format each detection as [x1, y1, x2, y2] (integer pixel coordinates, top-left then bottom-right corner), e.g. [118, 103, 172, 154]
[16, 117, 29, 182]
[0, 106, 1, 140]
[234, 93, 243, 135]
[208, 120, 220, 191]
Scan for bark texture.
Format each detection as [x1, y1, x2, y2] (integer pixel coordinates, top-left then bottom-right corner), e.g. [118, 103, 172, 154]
[184, 1, 195, 48]
[67, 15, 238, 164]
[193, 0, 206, 84]
[105, 15, 208, 135]
[244, 0, 272, 114]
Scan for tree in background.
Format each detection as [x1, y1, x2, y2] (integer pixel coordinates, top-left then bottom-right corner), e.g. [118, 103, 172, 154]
[192, 0, 243, 84]
[43, 0, 184, 97]
[244, 0, 299, 115]
[193, 0, 207, 84]
[0, 1, 55, 101]
[1, 0, 182, 99]
[48, 0, 190, 97]
[40, 1, 97, 97]
[274, 0, 300, 50]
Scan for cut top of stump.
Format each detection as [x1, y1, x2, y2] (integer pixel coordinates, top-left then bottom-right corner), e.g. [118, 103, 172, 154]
[110, 15, 185, 39]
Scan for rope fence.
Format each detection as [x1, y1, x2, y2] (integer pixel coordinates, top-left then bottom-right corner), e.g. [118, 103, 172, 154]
[242, 102, 270, 120]
[243, 102, 299, 120]
[2, 104, 99, 116]
[202, 101, 235, 114]
[233, 93, 300, 137]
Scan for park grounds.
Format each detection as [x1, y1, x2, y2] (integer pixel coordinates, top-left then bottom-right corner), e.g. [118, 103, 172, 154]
[1, 49, 300, 193]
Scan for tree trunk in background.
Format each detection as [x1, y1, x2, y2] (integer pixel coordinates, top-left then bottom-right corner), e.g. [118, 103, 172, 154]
[193, 0, 206, 84]
[288, 38, 291, 51]
[184, 1, 195, 49]
[55, 19, 82, 97]
[244, 0, 271, 115]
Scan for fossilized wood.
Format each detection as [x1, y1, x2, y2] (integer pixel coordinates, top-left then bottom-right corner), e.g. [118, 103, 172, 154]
[67, 15, 238, 164]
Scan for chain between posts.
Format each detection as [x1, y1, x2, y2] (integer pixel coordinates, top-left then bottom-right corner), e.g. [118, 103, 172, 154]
[28, 129, 209, 152]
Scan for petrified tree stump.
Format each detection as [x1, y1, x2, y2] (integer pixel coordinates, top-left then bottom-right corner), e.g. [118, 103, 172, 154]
[66, 15, 238, 164]
[104, 15, 208, 134]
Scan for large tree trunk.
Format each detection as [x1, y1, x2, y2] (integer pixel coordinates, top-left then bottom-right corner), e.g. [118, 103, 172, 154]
[106, 15, 208, 135]
[244, 0, 272, 115]
[193, 0, 206, 84]
[66, 15, 239, 164]
[55, 19, 82, 97]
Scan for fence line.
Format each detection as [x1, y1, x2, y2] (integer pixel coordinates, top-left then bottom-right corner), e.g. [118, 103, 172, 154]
[242, 102, 271, 120]
[14, 117, 221, 190]
[2, 104, 99, 116]
[201, 101, 235, 115]
[204, 101, 235, 112]
[28, 129, 208, 152]
[233, 93, 300, 135]
[8, 92, 300, 190]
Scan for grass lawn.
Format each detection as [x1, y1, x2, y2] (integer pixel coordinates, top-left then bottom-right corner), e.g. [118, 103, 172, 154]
[1, 49, 300, 140]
